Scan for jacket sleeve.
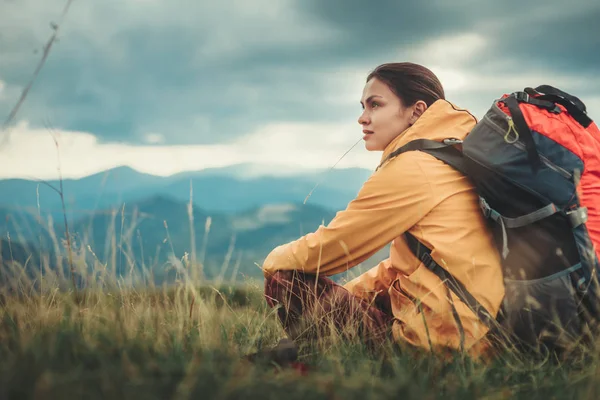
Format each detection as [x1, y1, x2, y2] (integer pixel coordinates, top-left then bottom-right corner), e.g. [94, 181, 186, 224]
[261, 152, 438, 277]
[343, 257, 398, 301]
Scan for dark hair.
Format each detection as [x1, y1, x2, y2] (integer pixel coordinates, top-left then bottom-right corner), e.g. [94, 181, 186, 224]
[366, 62, 445, 107]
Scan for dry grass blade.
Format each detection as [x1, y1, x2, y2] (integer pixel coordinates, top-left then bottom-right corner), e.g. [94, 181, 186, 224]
[0, 0, 76, 146]
[303, 137, 363, 205]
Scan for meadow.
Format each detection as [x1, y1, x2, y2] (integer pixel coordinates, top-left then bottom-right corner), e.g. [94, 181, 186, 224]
[1, 208, 600, 400]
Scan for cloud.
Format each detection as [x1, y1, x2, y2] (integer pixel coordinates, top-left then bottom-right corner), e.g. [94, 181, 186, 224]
[0, 120, 380, 180]
[400, 31, 600, 120]
[408, 33, 488, 70]
[0, 79, 19, 104]
[144, 133, 165, 144]
[0, 0, 343, 145]
[0, 0, 598, 155]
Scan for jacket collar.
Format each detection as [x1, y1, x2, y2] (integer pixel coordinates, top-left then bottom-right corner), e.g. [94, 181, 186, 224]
[380, 99, 478, 164]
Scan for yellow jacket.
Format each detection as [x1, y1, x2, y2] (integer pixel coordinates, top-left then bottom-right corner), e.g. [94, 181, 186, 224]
[262, 99, 505, 354]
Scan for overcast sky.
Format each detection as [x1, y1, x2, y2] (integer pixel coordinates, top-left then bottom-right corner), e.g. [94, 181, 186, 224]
[1, 0, 599, 179]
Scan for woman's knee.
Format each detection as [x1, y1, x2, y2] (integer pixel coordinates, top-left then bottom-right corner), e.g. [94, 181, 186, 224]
[264, 270, 295, 307]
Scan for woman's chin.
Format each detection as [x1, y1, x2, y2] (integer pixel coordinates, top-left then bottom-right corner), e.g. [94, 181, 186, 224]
[364, 141, 380, 152]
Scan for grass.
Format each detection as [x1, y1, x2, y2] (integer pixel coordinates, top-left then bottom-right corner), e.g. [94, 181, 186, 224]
[1, 195, 600, 399]
[2, 272, 600, 399]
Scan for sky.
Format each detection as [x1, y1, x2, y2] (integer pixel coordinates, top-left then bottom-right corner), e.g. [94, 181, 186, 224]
[0, 0, 599, 180]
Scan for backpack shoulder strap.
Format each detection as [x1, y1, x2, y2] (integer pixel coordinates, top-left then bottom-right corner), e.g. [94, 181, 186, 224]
[382, 138, 500, 334]
[377, 138, 468, 175]
[404, 231, 497, 331]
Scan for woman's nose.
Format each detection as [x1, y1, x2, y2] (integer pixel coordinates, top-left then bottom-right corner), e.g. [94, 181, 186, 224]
[358, 111, 369, 125]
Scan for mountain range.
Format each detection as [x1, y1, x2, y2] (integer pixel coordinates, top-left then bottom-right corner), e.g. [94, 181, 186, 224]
[0, 164, 373, 216]
[0, 164, 385, 285]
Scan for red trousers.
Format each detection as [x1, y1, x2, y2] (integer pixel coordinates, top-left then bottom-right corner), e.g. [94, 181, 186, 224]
[264, 270, 394, 350]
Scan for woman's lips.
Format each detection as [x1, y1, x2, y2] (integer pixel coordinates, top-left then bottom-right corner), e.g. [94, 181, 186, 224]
[362, 130, 374, 140]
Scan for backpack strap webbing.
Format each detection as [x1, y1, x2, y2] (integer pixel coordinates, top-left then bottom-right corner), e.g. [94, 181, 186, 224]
[405, 232, 497, 331]
[377, 138, 468, 174]
[382, 139, 498, 330]
[528, 85, 593, 128]
[502, 95, 544, 173]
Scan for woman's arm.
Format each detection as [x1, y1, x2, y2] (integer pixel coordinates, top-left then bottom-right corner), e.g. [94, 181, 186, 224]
[262, 152, 438, 277]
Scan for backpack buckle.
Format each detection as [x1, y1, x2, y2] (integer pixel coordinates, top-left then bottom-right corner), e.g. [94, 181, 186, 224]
[443, 138, 463, 145]
[566, 207, 588, 228]
[549, 105, 562, 114]
[420, 252, 438, 271]
[514, 92, 530, 103]
[479, 197, 492, 219]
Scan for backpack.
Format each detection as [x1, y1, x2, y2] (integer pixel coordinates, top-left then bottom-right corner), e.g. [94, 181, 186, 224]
[389, 86, 600, 355]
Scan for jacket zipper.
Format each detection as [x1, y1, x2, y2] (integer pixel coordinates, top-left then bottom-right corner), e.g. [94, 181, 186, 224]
[481, 114, 573, 180]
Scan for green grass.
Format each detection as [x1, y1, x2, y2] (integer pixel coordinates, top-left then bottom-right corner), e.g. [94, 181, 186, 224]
[2, 202, 600, 399]
[2, 279, 600, 400]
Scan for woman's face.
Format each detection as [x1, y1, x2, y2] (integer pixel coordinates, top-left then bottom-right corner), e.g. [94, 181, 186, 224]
[358, 77, 415, 151]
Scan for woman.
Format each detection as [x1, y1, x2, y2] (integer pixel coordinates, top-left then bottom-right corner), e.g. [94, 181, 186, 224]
[261, 62, 505, 358]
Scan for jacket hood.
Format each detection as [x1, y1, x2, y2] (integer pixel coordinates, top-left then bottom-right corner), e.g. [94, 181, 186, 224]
[380, 99, 478, 164]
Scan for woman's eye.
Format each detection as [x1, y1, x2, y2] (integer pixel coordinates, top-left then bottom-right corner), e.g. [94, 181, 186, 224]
[371, 102, 379, 108]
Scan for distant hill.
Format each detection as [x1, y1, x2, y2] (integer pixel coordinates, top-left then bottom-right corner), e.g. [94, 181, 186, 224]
[0, 164, 373, 218]
[0, 237, 50, 289]
[0, 195, 387, 285]
[0, 163, 390, 286]
[12, 195, 345, 283]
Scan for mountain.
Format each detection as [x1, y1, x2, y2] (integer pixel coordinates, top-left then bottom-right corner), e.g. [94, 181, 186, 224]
[63, 195, 231, 275]
[0, 235, 61, 291]
[0, 206, 53, 247]
[0, 194, 388, 286]
[0, 166, 166, 226]
[0, 164, 373, 217]
[1, 238, 33, 285]
[50, 195, 339, 282]
[0, 164, 386, 285]
[232, 202, 336, 254]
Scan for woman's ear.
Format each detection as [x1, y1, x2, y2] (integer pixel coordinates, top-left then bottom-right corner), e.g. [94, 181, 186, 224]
[409, 100, 428, 125]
